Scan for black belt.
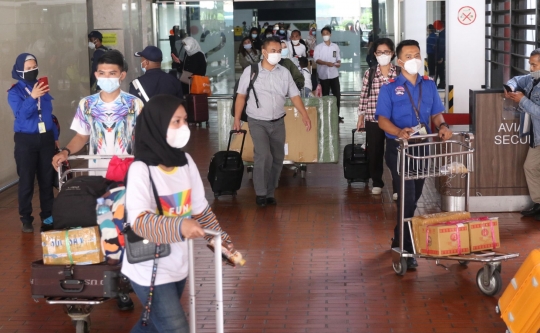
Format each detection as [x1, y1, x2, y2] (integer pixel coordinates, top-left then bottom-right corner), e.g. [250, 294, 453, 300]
[268, 115, 286, 122]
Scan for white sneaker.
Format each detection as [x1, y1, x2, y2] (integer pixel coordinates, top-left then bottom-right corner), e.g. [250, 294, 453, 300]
[371, 187, 382, 195]
[393, 193, 398, 201]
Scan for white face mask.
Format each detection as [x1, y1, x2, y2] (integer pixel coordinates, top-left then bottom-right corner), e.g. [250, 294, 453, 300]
[88, 41, 96, 50]
[97, 77, 121, 93]
[531, 70, 540, 80]
[322, 35, 331, 42]
[376, 54, 391, 66]
[166, 124, 190, 149]
[265, 52, 281, 66]
[292, 40, 300, 46]
[244, 44, 252, 50]
[402, 58, 423, 75]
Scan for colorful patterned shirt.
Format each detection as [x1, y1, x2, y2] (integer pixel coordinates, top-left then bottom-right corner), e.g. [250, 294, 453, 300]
[70, 91, 144, 156]
[358, 64, 399, 122]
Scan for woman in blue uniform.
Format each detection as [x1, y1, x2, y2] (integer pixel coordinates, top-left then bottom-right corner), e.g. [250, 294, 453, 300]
[8, 53, 58, 233]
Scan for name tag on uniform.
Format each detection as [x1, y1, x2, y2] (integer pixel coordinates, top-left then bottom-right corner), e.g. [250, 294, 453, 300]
[333, 51, 336, 58]
[38, 122, 46, 134]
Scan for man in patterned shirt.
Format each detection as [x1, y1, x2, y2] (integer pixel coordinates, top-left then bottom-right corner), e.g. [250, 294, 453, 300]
[52, 50, 144, 172]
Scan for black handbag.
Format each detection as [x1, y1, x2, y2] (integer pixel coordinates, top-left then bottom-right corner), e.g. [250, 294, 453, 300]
[124, 166, 171, 264]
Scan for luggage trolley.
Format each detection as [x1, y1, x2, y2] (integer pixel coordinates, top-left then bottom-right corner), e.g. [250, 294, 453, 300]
[391, 133, 519, 296]
[34, 156, 226, 333]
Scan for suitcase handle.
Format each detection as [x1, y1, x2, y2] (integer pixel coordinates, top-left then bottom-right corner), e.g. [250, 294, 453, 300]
[350, 128, 366, 162]
[60, 279, 85, 293]
[225, 130, 247, 168]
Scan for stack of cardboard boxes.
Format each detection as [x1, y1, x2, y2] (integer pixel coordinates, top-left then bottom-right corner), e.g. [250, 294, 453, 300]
[41, 226, 104, 265]
[411, 212, 501, 256]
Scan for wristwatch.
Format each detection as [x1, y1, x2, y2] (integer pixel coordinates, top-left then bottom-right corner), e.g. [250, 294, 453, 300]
[60, 147, 71, 156]
[437, 122, 449, 131]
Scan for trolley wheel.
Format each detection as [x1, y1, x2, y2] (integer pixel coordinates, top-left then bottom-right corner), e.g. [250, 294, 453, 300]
[476, 267, 503, 296]
[75, 320, 89, 333]
[393, 257, 408, 276]
[458, 260, 469, 267]
[119, 293, 130, 303]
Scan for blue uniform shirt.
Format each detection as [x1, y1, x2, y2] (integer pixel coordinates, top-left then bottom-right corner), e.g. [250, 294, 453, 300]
[8, 80, 58, 140]
[375, 74, 444, 139]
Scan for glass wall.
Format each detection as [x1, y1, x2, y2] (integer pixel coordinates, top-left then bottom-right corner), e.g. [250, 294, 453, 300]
[154, 1, 235, 94]
[315, 0, 394, 92]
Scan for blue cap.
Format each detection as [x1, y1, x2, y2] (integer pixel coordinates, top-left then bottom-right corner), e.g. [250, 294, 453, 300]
[134, 46, 163, 62]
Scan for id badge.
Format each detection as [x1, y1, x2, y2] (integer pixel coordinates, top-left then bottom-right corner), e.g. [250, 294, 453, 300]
[333, 51, 337, 58]
[418, 124, 428, 135]
[38, 122, 46, 134]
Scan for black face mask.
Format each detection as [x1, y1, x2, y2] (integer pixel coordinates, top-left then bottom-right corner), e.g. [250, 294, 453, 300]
[23, 68, 39, 82]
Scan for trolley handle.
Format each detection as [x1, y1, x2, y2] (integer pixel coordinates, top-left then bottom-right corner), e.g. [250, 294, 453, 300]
[395, 132, 474, 144]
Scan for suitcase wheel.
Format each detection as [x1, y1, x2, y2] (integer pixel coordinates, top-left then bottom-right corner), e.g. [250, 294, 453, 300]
[476, 266, 502, 296]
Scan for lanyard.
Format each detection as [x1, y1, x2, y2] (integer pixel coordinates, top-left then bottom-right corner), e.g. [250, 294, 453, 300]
[403, 82, 422, 125]
[24, 87, 42, 121]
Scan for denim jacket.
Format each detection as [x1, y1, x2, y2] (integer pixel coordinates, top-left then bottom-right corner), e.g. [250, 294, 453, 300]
[507, 74, 540, 147]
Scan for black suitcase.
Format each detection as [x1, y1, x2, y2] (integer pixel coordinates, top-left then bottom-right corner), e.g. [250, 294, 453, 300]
[31, 260, 131, 299]
[207, 130, 247, 198]
[343, 128, 370, 184]
[186, 94, 209, 127]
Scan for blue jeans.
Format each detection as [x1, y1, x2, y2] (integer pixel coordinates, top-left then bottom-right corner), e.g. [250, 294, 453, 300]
[130, 279, 189, 333]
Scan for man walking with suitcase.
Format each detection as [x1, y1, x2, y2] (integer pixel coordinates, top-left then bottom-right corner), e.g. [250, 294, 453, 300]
[233, 36, 311, 207]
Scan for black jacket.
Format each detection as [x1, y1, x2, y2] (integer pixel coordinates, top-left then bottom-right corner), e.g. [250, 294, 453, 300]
[129, 68, 183, 104]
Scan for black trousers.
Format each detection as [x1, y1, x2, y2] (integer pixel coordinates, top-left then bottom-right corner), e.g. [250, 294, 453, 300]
[320, 77, 341, 114]
[435, 60, 446, 88]
[14, 131, 56, 224]
[365, 121, 387, 188]
[427, 53, 436, 77]
[385, 139, 426, 253]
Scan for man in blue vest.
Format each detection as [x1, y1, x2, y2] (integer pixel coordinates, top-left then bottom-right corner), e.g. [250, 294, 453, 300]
[375, 39, 453, 270]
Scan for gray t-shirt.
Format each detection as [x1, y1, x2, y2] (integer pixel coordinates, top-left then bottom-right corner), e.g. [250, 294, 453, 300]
[237, 63, 300, 121]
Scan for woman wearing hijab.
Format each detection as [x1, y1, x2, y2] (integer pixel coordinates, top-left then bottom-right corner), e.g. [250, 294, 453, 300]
[172, 37, 207, 95]
[122, 95, 238, 332]
[8, 53, 58, 233]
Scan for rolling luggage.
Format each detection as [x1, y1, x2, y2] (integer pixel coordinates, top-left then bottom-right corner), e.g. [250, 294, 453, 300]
[208, 130, 247, 198]
[186, 94, 209, 127]
[343, 128, 370, 184]
[497, 249, 540, 333]
[31, 260, 131, 299]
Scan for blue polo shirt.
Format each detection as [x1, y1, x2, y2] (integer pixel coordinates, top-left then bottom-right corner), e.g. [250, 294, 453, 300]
[375, 74, 444, 139]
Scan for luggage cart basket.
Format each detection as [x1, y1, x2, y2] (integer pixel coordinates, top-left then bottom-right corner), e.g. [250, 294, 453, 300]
[392, 132, 519, 296]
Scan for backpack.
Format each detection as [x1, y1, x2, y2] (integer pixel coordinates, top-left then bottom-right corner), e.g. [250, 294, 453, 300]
[52, 176, 112, 229]
[366, 65, 401, 98]
[231, 63, 260, 122]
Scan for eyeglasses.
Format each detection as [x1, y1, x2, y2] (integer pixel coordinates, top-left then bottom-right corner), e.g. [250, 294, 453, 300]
[375, 51, 392, 56]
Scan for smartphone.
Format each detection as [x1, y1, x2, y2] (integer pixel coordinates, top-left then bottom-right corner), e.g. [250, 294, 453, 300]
[38, 77, 49, 87]
[503, 84, 513, 93]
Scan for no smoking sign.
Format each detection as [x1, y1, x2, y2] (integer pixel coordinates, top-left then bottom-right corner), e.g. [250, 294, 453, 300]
[458, 6, 477, 25]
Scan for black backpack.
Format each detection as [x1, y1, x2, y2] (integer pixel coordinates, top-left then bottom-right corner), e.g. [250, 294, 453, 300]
[231, 63, 260, 122]
[366, 65, 401, 98]
[52, 176, 111, 230]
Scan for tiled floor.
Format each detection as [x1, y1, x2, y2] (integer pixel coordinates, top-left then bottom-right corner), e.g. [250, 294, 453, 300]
[0, 101, 538, 333]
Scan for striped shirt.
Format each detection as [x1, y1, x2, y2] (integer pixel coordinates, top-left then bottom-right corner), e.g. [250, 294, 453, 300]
[358, 64, 399, 122]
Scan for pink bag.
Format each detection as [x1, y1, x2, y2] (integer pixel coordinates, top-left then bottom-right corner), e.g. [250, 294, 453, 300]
[106, 156, 134, 182]
[315, 84, 323, 97]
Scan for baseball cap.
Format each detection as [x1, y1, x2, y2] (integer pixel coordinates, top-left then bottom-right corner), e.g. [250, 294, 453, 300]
[88, 31, 103, 40]
[134, 46, 163, 62]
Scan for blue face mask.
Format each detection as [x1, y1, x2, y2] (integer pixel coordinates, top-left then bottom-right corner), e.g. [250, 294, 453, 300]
[252, 34, 257, 39]
[97, 77, 120, 93]
[281, 49, 289, 57]
[141, 62, 146, 74]
[279, 30, 285, 34]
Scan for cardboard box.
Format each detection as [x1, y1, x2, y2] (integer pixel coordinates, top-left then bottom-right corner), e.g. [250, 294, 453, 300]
[411, 211, 471, 252]
[41, 226, 104, 265]
[418, 222, 471, 256]
[467, 218, 500, 251]
[229, 106, 319, 163]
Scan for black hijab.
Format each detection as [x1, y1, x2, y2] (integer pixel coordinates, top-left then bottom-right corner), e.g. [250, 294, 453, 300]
[134, 95, 188, 167]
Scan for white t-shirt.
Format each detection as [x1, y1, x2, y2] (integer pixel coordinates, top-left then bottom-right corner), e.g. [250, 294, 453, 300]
[301, 68, 312, 90]
[121, 154, 208, 286]
[286, 41, 307, 68]
[313, 42, 341, 80]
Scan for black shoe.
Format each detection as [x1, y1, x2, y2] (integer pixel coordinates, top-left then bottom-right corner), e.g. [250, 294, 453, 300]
[266, 197, 277, 205]
[521, 203, 540, 216]
[390, 238, 398, 249]
[22, 222, 33, 233]
[338, 116, 344, 122]
[40, 224, 53, 232]
[407, 257, 418, 269]
[256, 196, 267, 207]
[117, 297, 134, 311]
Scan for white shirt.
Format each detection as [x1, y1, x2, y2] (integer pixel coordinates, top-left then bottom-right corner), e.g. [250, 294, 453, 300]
[121, 154, 208, 286]
[301, 68, 312, 90]
[313, 42, 341, 80]
[286, 41, 307, 68]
